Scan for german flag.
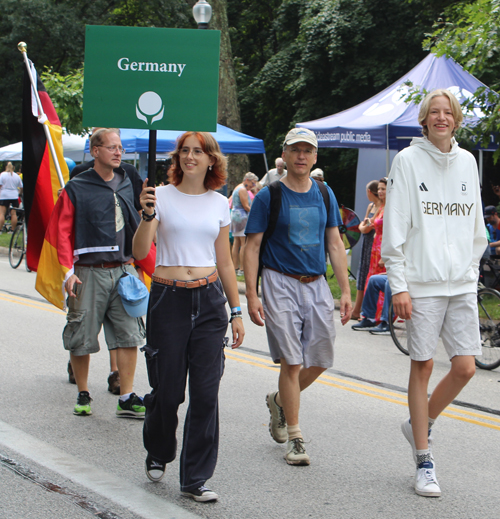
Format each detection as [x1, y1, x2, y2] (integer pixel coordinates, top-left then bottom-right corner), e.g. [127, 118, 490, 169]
[22, 60, 69, 272]
[35, 189, 75, 309]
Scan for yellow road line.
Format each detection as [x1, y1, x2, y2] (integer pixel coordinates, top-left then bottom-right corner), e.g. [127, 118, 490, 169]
[225, 349, 500, 431]
[0, 294, 65, 315]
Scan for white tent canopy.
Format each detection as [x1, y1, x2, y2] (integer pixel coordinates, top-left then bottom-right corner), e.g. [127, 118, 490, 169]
[0, 131, 88, 162]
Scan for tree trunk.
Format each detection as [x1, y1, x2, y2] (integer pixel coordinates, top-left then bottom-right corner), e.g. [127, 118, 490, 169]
[210, 0, 249, 193]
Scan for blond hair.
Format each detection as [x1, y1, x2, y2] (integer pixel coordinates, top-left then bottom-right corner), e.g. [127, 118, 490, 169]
[418, 89, 463, 137]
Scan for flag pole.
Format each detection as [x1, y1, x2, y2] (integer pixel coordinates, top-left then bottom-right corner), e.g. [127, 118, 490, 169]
[18, 42, 65, 188]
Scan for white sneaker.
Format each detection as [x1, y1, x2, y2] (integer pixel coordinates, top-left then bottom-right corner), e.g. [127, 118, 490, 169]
[181, 486, 218, 502]
[284, 438, 310, 466]
[401, 417, 433, 465]
[415, 462, 441, 497]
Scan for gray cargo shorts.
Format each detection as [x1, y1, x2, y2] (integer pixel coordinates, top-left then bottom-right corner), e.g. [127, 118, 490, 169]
[63, 263, 146, 356]
[261, 268, 336, 369]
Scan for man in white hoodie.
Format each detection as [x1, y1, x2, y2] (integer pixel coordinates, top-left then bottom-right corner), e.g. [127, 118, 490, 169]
[382, 89, 487, 498]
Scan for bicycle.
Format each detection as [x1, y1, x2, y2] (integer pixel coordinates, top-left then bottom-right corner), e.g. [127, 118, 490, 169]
[476, 286, 500, 370]
[389, 286, 500, 371]
[8, 207, 29, 271]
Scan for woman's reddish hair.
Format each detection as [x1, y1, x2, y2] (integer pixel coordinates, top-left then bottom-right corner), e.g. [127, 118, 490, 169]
[168, 132, 227, 191]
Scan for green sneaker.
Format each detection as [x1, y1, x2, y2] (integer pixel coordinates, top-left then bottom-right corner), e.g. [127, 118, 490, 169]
[73, 391, 92, 416]
[116, 393, 145, 419]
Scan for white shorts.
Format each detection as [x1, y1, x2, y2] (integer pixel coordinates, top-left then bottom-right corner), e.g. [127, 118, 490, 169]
[261, 268, 336, 369]
[406, 293, 481, 361]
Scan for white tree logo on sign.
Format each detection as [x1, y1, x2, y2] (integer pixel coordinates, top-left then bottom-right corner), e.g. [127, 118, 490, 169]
[136, 91, 164, 125]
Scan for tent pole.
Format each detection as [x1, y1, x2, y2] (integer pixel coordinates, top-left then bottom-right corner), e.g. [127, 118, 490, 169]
[386, 125, 390, 175]
[263, 153, 269, 172]
[479, 150, 483, 186]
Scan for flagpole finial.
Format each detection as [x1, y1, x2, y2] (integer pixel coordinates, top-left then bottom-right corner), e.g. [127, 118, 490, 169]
[18, 42, 27, 53]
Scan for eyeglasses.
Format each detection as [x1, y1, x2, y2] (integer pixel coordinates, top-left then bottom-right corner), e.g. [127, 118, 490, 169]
[288, 146, 315, 155]
[96, 145, 126, 154]
[179, 147, 205, 157]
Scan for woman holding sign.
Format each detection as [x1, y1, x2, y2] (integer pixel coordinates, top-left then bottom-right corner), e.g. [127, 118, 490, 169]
[133, 131, 244, 502]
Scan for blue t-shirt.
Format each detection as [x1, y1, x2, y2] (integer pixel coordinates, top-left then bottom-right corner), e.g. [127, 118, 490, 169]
[245, 181, 342, 276]
[487, 223, 500, 254]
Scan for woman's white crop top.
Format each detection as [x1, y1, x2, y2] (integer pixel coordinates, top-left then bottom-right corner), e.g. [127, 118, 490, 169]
[155, 184, 230, 267]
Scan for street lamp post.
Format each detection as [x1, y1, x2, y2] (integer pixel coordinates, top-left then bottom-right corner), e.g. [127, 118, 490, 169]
[193, 0, 212, 29]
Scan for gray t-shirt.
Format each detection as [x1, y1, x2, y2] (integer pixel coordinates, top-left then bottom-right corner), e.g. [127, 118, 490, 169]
[77, 172, 130, 265]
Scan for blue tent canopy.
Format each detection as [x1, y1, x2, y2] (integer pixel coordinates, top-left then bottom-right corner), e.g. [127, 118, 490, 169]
[297, 53, 494, 151]
[85, 124, 265, 155]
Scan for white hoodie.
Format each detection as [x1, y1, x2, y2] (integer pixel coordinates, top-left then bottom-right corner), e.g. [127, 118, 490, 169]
[381, 136, 487, 298]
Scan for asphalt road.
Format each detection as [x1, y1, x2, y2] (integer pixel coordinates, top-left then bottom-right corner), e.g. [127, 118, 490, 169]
[1, 254, 500, 519]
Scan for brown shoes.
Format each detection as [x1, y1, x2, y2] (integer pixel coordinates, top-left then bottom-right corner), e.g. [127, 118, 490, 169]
[67, 360, 76, 384]
[107, 370, 121, 395]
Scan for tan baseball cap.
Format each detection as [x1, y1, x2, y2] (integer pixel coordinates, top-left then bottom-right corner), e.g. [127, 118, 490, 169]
[283, 128, 318, 148]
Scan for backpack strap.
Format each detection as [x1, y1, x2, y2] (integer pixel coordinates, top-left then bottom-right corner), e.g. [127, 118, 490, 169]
[314, 177, 330, 217]
[256, 180, 282, 293]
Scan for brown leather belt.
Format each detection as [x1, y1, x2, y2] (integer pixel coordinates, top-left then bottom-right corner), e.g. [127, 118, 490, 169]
[152, 271, 218, 289]
[78, 259, 134, 268]
[265, 266, 321, 284]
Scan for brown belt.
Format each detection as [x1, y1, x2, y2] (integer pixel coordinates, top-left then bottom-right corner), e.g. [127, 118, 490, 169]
[265, 266, 321, 284]
[78, 259, 134, 269]
[152, 271, 218, 289]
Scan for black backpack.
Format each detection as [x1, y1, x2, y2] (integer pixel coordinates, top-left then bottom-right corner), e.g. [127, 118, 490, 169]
[256, 178, 330, 293]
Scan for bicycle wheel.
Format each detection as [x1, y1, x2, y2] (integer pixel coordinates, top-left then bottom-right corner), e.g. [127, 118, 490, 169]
[9, 225, 24, 269]
[476, 288, 500, 370]
[389, 300, 409, 355]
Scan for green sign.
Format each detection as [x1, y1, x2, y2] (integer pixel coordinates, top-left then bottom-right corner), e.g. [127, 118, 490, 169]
[82, 25, 220, 131]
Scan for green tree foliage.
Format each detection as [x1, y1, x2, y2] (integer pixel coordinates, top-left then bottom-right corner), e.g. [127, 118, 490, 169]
[228, 0, 457, 204]
[40, 67, 86, 135]
[0, 0, 191, 146]
[424, 0, 500, 161]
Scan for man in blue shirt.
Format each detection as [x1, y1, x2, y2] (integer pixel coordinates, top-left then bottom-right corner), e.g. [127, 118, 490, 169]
[484, 205, 500, 255]
[244, 128, 352, 466]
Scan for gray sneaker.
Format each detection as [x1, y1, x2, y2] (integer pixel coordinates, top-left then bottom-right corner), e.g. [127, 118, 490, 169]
[266, 391, 287, 443]
[401, 417, 433, 465]
[284, 438, 310, 466]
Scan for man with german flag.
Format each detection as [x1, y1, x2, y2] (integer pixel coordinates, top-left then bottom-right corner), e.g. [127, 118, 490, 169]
[38, 128, 147, 418]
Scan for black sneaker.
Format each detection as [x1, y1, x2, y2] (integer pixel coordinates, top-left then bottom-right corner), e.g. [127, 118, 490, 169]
[107, 371, 120, 395]
[116, 393, 145, 418]
[351, 318, 377, 331]
[145, 455, 166, 482]
[181, 486, 218, 502]
[73, 391, 92, 416]
[369, 322, 391, 335]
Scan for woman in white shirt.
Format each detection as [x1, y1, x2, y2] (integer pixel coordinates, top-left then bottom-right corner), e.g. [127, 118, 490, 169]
[0, 162, 23, 231]
[133, 131, 244, 503]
